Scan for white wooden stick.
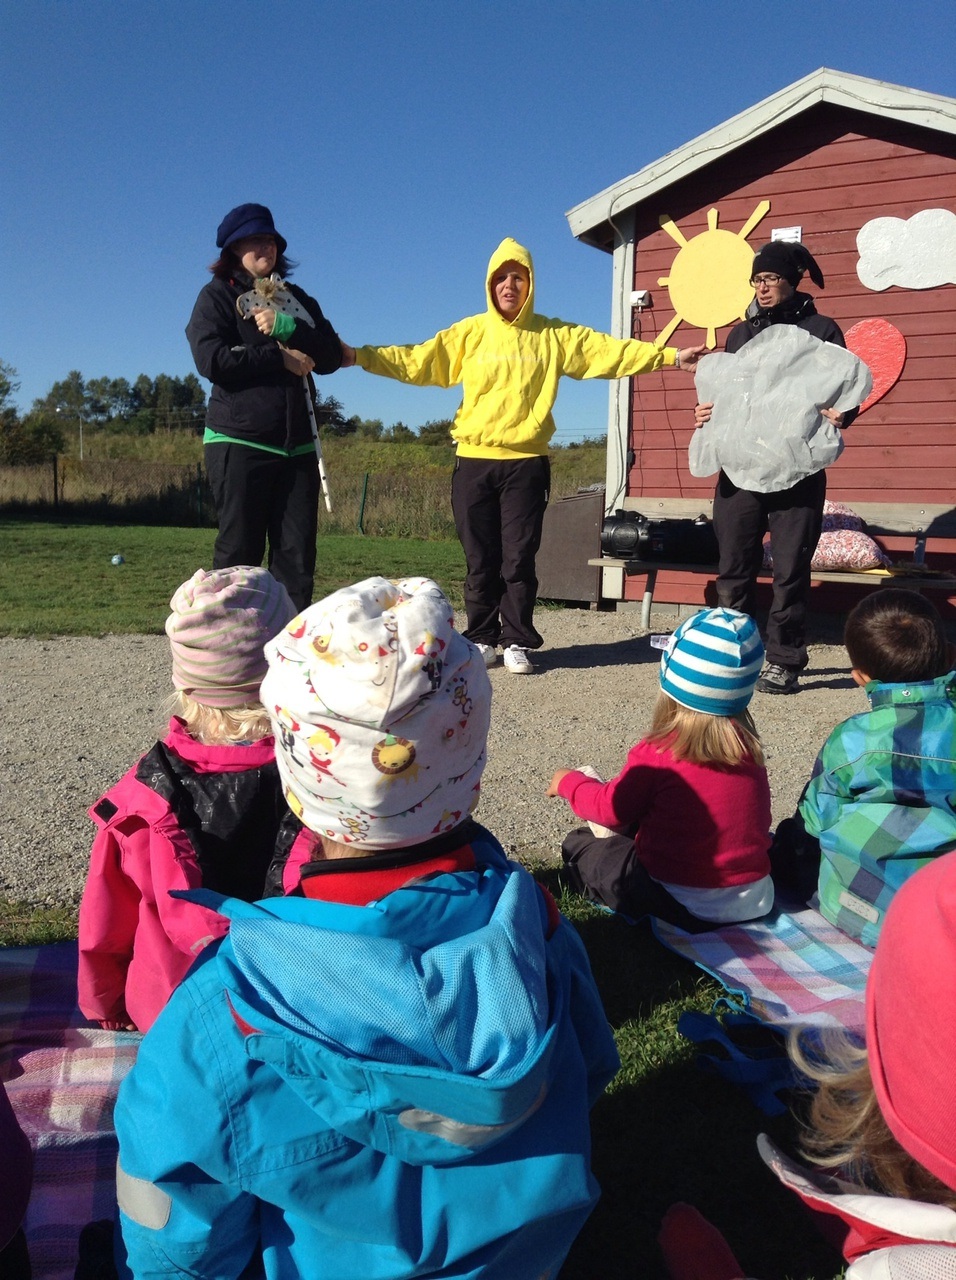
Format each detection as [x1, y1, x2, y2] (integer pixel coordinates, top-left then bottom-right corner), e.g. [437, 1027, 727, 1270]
[303, 376, 332, 513]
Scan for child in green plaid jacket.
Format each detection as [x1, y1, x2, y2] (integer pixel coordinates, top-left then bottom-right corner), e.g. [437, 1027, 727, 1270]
[770, 588, 956, 947]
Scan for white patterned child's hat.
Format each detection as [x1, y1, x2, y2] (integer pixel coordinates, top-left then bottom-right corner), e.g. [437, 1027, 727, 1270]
[261, 577, 490, 849]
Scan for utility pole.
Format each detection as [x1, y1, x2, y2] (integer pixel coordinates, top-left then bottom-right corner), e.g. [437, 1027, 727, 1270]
[56, 405, 84, 461]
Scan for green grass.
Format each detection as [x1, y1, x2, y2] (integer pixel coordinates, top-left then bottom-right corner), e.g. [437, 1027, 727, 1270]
[0, 519, 466, 635]
[0, 900, 78, 947]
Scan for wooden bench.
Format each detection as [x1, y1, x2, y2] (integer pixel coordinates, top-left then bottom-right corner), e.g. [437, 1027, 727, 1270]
[590, 499, 956, 628]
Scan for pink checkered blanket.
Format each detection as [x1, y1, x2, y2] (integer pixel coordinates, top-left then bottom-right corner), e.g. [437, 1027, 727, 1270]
[653, 902, 873, 1036]
[0, 943, 140, 1280]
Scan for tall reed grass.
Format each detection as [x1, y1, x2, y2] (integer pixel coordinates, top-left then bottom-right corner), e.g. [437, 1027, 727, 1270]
[0, 435, 607, 536]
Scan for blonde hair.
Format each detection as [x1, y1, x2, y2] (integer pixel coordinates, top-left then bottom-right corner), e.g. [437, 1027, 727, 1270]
[790, 1028, 956, 1207]
[318, 836, 379, 860]
[168, 691, 273, 746]
[644, 691, 764, 768]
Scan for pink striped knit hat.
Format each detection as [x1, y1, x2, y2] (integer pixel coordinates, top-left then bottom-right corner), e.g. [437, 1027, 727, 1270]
[166, 567, 297, 708]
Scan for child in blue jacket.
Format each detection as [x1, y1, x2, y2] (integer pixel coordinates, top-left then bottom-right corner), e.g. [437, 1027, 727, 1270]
[113, 575, 619, 1280]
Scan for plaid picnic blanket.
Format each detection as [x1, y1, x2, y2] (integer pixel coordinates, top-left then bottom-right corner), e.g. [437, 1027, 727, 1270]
[653, 902, 873, 1036]
[0, 942, 140, 1280]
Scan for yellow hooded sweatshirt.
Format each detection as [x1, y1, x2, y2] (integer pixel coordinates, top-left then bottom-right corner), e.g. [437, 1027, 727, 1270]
[355, 237, 678, 460]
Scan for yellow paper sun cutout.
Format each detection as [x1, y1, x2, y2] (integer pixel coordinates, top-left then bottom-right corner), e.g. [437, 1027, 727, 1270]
[656, 201, 770, 348]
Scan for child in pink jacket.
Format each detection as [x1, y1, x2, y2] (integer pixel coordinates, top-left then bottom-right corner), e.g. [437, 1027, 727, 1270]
[77, 566, 298, 1032]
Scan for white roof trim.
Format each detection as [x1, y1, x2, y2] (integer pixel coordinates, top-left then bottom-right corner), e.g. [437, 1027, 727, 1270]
[566, 68, 956, 248]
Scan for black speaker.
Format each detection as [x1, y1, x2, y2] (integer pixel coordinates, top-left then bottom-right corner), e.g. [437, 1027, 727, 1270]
[601, 510, 719, 564]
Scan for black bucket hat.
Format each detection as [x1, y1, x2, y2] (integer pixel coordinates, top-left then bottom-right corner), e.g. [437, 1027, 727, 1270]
[216, 203, 287, 255]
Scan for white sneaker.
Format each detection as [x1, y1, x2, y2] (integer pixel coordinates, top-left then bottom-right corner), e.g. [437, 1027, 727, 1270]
[475, 643, 498, 668]
[503, 645, 533, 674]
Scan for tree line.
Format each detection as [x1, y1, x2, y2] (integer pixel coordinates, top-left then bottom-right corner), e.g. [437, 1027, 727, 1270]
[0, 362, 605, 465]
[0, 363, 208, 463]
[0, 361, 459, 464]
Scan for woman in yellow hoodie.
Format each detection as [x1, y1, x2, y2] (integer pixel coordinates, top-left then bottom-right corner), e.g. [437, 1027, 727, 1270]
[342, 238, 703, 673]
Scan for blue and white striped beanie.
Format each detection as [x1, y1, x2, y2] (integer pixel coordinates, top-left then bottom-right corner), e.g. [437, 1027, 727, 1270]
[659, 608, 764, 717]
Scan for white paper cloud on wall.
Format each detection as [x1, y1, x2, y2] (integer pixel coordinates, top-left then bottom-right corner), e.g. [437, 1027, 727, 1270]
[856, 208, 956, 291]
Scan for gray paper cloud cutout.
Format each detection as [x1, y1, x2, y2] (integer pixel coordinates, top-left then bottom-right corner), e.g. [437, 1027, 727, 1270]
[689, 326, 872, 494]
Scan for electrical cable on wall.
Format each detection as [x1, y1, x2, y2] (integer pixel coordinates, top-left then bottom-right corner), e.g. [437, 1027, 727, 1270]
[605, 201, 633, 512]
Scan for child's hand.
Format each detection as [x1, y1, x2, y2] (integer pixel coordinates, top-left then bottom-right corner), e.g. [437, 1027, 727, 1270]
[339, 342, 356, 367]
[97, 1016, 137, 1032]
[694, 401, 713, 427]
[547, 769, 572, 797]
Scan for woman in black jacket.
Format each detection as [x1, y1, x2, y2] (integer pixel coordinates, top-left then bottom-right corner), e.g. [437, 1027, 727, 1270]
[693, 241, 859, 696]
[187, 203, 343, 610]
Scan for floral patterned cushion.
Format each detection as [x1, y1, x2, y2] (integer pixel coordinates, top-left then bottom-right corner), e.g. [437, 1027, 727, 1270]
[763, 501, 890, 572]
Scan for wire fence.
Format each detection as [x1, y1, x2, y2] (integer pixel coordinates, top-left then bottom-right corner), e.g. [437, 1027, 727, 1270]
[0, 457, 463, 538]
[0, 458, 209, 525]
[0, 453, 605, 540]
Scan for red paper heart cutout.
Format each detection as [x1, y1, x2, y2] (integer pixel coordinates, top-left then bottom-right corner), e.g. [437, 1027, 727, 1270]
[844, 318, 906, 414]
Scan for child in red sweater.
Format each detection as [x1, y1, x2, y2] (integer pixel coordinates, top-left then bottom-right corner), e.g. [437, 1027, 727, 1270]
[547, 607, 773, 931]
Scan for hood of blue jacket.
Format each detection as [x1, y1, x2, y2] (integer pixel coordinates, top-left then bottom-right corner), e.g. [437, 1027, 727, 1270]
[182, 846, 567, 1165]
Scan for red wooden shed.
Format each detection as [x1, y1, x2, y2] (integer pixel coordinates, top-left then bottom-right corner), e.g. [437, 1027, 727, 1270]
[565, 68, 956, 615]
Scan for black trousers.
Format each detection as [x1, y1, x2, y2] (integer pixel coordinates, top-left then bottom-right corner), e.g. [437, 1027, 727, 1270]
[450, 455, 550, 650]
[712, 468, 826, 671]
[767, 812, 822, 904]
[205, 443, 319, 613]
[561, 827, 720, 934]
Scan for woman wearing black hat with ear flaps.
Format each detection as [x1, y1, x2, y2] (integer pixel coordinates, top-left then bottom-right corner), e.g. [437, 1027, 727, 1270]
[694, 241, 860, 696]
[186, 204, 345, 611]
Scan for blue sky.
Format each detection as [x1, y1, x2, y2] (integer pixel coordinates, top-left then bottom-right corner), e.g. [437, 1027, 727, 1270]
[3, 0, 954, 441]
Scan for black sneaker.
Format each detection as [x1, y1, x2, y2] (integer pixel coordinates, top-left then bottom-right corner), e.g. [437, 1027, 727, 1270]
[756, 663, 799, 695]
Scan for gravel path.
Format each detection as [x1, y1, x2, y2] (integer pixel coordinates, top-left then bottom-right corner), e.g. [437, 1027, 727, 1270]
[0, 606, 861, 908]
